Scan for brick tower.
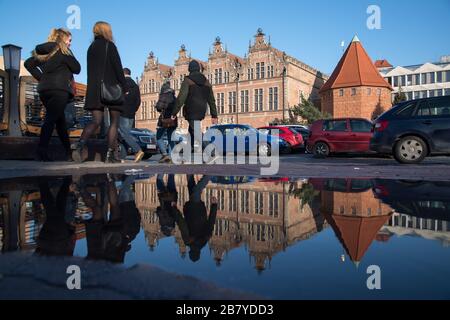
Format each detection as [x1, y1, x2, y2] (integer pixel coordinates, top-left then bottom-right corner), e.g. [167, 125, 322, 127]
[320, 36, 392, 120]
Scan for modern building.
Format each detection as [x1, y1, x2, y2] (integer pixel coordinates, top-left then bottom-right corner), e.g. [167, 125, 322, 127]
[319, 36, 393, 120]
[376, 55, 450, 101]
[136, 29, 328, 131]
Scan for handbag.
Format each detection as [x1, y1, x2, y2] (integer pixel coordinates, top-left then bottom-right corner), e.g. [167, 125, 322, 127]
[161, 116, 177, 128]
[100, 42, 124, 106]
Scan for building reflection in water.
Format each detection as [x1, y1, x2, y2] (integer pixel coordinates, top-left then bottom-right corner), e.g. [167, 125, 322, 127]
[1, 175, 450, 271]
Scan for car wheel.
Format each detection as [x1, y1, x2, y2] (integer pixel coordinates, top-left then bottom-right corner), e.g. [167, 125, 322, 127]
[313, 142, 330, 158]
[394, 136, 428, 164]
[143, 153, 153, 160]
[305, 144, 313, 154]
[258, 143, 271, 157]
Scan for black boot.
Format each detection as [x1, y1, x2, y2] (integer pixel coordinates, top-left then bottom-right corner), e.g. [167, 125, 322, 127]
[36, 148, 53, 162]
[71, 140, 86, 163]
[105, 148, 120, 164]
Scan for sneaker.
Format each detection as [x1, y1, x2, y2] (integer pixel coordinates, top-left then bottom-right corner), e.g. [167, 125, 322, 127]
[159, 155, 170, 164]
[134, 150, 145, 163]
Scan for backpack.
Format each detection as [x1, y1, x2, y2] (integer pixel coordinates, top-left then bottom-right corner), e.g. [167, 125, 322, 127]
[155, 91, 175, 112]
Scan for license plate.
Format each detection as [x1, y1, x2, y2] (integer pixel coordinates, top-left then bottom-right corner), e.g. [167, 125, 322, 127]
[147, 144, 156, 149]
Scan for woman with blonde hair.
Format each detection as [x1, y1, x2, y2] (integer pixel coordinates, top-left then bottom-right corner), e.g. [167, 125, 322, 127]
[72, 21, 128, 163]
[25, 28, 81, 161]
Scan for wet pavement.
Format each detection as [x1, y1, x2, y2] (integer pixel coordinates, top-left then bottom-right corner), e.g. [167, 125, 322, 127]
[1, 172, 450, 299]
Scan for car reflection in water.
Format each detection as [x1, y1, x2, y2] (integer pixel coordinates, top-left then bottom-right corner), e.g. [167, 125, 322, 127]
[1, 174, 450, 298]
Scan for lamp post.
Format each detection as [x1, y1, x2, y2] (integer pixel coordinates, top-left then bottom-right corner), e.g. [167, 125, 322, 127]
[2, 44, 22, 137]
[282, 66, 287, 122]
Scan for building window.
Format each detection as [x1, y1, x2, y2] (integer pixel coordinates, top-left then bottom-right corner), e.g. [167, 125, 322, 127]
[214, 69, 219, 84]
[247, 68, 254, 80]
[256, 63, 260, 79]
[445, 89, 450, 96]
[421, 73, 428, 85]
[351, 88, 357, 96]
[339, 89, 344, 96]
[377, 88, 382, 96]
[367, 88, 372, 95]
[217, 93, 225, 114]
[219, 68, 223, 84]
[437, 71, 443, 83]
[228, 91, 236, 113]
[254, 89, 263, 111]
[261, 62, 265, 79]
[268, 193, 279, 218]
[225, 71, 230, 83]
[254, 192, 264, 215]
[269, 87, 279, 110]
[268, 65, 274, 78]
[393, 76, 399, 87]
[241, 90, 249, 112]
[445, 71, 450, 83]
[240, 190, 250, 214]
[386, 77, 392, 86]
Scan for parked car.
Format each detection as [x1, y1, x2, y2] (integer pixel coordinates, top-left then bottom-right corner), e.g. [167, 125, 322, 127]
[205, 124, 291, 156]
[307, 118, 374, 157]
[370, 96, 450, 164]
[373, 179, 450, 221]
[258, 126, 304, 152]
[119, 128, 158, 160]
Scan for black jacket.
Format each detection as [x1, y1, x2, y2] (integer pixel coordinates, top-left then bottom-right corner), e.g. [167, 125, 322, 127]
[24, 42, 81, 96]
[121, 76, 141, 119]
[85, 36, 128, 110]
[172, 71, 218, 120]
[156, 88, 177, 127]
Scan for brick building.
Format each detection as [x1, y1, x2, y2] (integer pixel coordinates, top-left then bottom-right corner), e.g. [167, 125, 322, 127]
[320, 36, 392, 120]
[136, 29, 328, 131]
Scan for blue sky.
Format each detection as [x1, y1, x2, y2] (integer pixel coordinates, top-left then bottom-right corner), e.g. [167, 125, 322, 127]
[1, 0, 449, 83]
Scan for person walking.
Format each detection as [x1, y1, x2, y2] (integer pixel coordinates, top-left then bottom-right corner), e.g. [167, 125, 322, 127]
[171, 60, 218, 155]
[25, 28, 81, 161]
[156, 81, 178, 163]
[118, 68, 144, 162]
[72, 21, 128, 163]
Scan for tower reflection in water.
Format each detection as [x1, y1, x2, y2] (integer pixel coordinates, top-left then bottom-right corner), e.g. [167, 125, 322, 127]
[1, 175, 450, 270]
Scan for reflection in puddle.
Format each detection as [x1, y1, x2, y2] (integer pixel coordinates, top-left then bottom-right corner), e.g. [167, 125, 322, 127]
[1, 175, 450, 298]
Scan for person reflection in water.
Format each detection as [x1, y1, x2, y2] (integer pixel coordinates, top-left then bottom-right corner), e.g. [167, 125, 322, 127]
[176, 175, 218, 262]
[156, 174, 180, 237]
[36, 177, 77, 256]
[81, 174, 140, 263]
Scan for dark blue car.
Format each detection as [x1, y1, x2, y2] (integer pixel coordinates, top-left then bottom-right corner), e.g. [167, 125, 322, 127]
[370, 96, 450, 164]
[205, 124, 290, 156]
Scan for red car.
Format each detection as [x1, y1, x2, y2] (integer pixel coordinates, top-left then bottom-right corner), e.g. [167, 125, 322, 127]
[307, 118, 373, 157]
[258, 126, 304, 153]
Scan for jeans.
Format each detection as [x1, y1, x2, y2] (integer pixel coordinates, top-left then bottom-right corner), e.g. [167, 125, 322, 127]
[156, 127, 176, 156]
[187, 175, 210, 203]
[119, 175, 135, 204]
[157, 174, 177, 200]
[118, 117, 141, 154]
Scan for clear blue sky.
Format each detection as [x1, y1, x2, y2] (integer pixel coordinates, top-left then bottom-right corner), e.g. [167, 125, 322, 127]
[1, 0, 449, 84]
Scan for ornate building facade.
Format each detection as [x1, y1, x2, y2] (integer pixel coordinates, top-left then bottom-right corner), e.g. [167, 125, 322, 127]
[135, 176, 327, 272]
[136, 29, 328, 131]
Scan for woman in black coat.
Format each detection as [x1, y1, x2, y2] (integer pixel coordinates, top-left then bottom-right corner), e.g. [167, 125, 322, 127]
[24, 28, 81, 161]
[72, 21, 128, 163]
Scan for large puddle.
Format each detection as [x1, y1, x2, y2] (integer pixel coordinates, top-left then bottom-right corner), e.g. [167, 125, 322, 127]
[1, 174, 450, 299]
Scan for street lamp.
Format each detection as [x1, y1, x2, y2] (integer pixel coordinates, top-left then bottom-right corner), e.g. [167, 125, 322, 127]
[2, 44, 22, 71]
[2, 44, 22, 137]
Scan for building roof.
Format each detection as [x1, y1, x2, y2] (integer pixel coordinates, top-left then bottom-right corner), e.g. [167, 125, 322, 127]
[374, 59, 393, 68]
[320, 36, 392, 93]
[324, 213, 392, 262]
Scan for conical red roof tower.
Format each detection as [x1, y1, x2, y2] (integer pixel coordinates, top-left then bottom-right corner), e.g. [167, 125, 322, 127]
[320, 36, 392, 120]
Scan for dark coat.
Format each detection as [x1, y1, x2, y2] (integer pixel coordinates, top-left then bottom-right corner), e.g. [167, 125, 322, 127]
[85, 36, 128, 111]
[156, 88, 177, 128]
[24, 42, 81, 97]
[121, 76, 141, 119]
[172, 71, 218, 121]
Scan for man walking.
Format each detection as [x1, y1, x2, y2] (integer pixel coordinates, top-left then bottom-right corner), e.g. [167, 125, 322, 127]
[171, 60, 218, 156]
[119, 68, 145, 162]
